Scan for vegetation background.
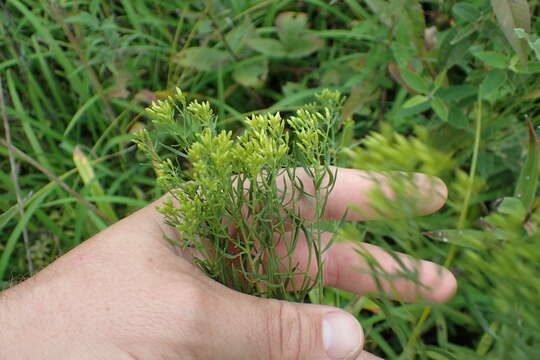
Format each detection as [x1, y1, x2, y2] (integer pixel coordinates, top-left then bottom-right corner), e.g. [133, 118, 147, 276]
[1, 0, 539, 359]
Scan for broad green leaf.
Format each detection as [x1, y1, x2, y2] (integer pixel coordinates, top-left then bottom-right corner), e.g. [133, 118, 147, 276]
[472, 51, 509, 69]
[498, 196, 526, 217]
[225, 19, 255, 54]
[436, 85, 477, 101]
[403, 95, 428, 108]
[491, 0, 531, 65]
[479, 69, 507, 99]
[274, 12, 324, 57]
[276, 12, 308, 47]
[246, 38, 286, 57]
[176, 47, 230, 71]
[281, 82, 307, 98]
[441, 29, 477, 68]
[396, 100, 431, 117]
[400, 67, 430, 94]
[433, 70, 447, 91]
[450, 22, 480, 45]
[452, 3, 480, 23]
[431, 97, 449, 121]
[448, 107, 469, 129]
[232, 58, 268, 88]
[514, 62, 540, 74]
[514, 120, 539, 211]
[287, 36, 324, 58]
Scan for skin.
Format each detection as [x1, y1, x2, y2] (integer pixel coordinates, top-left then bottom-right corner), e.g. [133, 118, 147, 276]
[0, 168, 456, 359]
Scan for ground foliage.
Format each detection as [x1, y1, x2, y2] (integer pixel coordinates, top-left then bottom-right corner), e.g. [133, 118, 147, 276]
[1, 0, 540, 359]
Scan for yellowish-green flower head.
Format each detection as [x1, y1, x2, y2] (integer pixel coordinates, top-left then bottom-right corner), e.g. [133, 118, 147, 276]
[136, 87, 345, 301]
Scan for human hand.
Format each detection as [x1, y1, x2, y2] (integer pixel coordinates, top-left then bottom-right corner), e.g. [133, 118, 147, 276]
[0, 168, 456, 360]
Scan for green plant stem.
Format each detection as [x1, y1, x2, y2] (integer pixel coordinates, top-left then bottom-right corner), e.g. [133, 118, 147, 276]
[403, 99, 483, 358]
[0, 139, 113, 223]
[49, 3, 115, 122]
[1, 78, 34, 274]
[449, 98, 483, 265]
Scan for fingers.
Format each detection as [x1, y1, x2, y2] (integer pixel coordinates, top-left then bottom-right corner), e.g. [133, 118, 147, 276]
[141, 167, 447, 233]
[275, 231, 456, 303]
[206, 287, 366, 360]
[237, 167, 447, 234]
[285, 167, 447, 222]
[134, 167, 455, 303]
[324, 240, 457, 303]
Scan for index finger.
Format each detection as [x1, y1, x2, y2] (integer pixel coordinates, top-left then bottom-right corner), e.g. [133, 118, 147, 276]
[284, 167, 447, 222]
[143, 167, 447, 239]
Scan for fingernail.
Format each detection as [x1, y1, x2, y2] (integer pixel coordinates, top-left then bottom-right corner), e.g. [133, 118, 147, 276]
[322, 312, 363, 360]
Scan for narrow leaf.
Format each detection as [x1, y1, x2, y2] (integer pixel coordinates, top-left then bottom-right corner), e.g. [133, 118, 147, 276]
[246, 38, 286, 57]
[176, 47, 230, 71]
[476, 321, 500, 356]
[403, 95, 428, 108]
[431, 97, 449, 121]
[0, 206, 18, 233]
[514, 119, 539, 211]
[453, 3, 480, 23]
[479, 69, 506, 99]
[73, 146, 118, 221]
[400, 67, 430, 94]
[472, 51, 509, 69]
[424, 229, 487, 250]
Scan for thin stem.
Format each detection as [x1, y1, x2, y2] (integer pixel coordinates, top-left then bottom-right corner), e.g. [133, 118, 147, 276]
[1, 77, 34, 274]
[0, 140, 113, 224]
[446, 98, 482, 268]
[49, 2, 115, 122]
[458, 99, 483, 227]
[404, 98, 483, 358]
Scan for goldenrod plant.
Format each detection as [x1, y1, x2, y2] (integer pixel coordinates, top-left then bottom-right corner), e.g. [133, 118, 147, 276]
[136, 88, 346, 301]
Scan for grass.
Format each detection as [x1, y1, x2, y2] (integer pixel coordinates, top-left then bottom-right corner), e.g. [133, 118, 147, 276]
[1, 0, 540, 359]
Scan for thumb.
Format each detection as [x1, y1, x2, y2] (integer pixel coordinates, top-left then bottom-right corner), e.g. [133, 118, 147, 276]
[213, 290, 366, 360]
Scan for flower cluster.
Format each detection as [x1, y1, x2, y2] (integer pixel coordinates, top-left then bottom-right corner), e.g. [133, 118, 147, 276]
[136, 88, 345, 301]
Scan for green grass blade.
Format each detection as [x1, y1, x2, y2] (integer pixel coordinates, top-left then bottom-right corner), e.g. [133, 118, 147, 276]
[0, 188, 53, 280]
[514, 119, 539, 211]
